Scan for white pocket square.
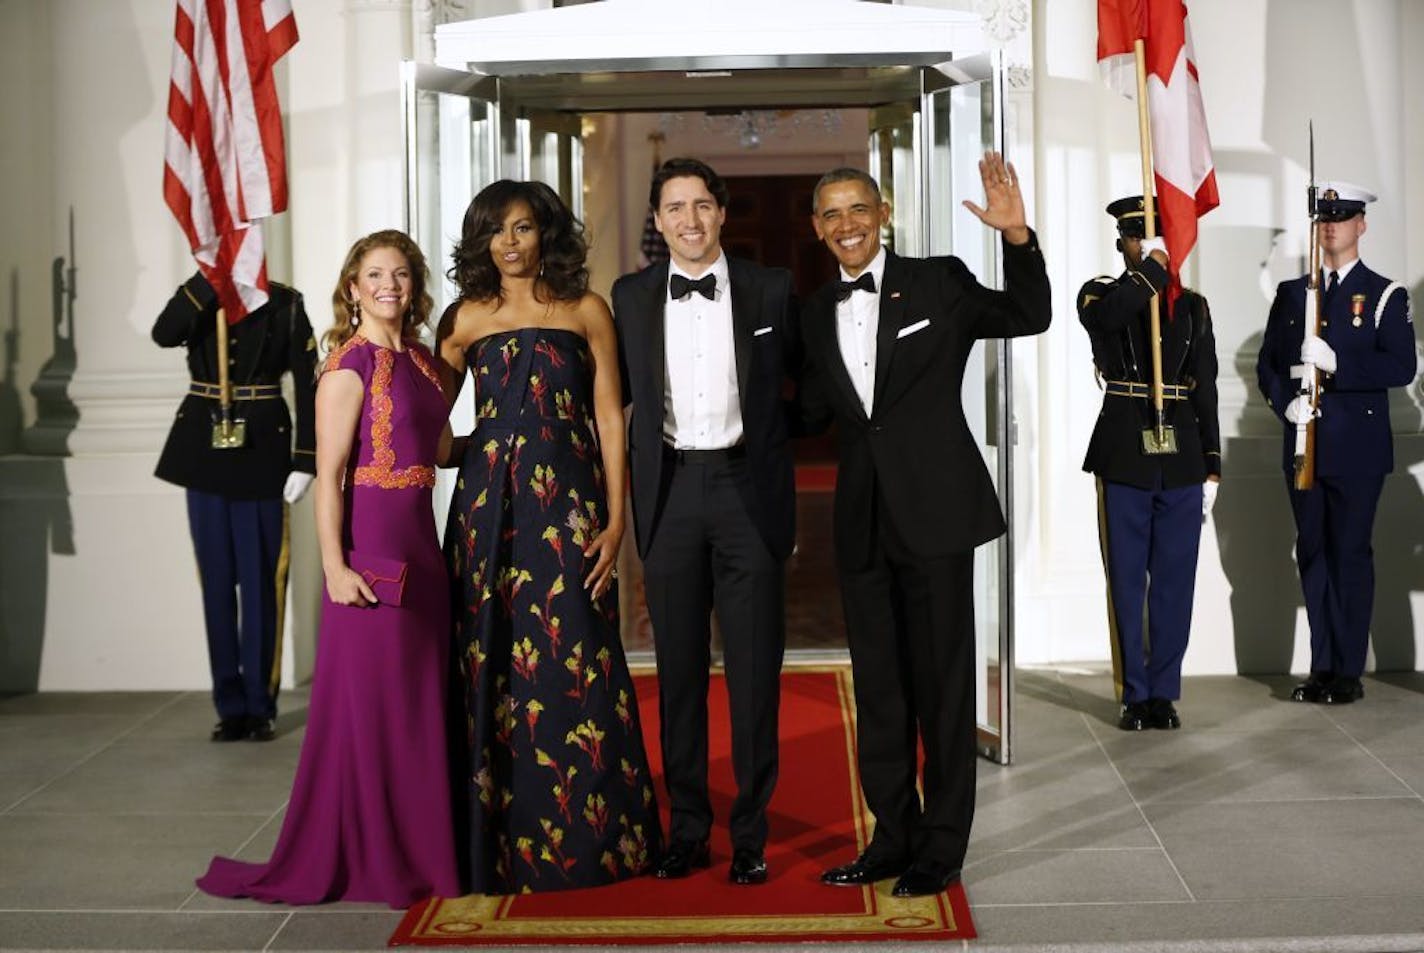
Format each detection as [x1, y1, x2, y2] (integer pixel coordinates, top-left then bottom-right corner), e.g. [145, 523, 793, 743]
[896, 318, 931, 339]
[753, 325, 775, 337]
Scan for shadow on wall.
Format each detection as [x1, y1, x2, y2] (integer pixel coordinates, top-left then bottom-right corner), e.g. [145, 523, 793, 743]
[1217, 329, 1301, 676]
[0, 235, 79, 692]
[1371, 283, 1424, 673]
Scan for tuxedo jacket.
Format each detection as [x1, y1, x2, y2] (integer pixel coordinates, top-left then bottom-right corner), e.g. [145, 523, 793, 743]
[612, 258, 799, 560]
[153, 272, 318, 500]
[1256, 262, 1415, 477]
[798, 237, 1052, 571]
[1078, 256, 1221, 489]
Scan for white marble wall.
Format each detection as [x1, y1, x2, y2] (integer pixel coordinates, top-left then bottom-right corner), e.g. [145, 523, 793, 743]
[0, 0, 1419, 691]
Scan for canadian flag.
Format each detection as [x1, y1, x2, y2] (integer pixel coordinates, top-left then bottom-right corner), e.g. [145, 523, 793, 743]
[164, 0, 299, 322]
[1098, 0, 1218, 300]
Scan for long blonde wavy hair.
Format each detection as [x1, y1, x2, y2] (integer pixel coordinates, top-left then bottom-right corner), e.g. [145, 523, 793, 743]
[322, 229, 435, 355]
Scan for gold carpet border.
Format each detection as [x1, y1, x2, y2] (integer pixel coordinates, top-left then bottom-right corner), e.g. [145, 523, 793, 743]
[403, 666, 963, 941]
[409, 888, 956, 939]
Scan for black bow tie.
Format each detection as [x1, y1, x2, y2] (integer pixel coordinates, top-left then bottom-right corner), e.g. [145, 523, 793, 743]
[836, 272, 876, 302]
[670, 273, 717, 301]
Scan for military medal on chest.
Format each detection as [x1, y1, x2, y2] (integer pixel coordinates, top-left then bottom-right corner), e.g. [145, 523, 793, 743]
[1351, 293, 1367, 327]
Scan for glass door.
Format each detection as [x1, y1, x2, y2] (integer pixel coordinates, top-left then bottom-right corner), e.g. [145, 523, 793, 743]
[868, 55, 1013, 765]
[402, 65, 585, 531]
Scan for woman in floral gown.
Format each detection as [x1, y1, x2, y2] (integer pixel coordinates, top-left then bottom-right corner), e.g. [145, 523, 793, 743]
[439, 180, 661, 894]
[198, 230, 460, 907]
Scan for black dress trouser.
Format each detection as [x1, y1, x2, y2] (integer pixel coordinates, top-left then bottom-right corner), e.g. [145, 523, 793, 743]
[641, 452, 785, 853]
[839, 487, 977, 872]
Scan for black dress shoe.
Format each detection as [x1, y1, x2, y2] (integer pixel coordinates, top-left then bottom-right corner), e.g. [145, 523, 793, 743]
[1118, 701, 1150, 731]
[211, 718, 247, 742]
[891, 862, 961, 897]
[1320, 676, 1364, 705]
[1291, 673, 1333, 703]
[1147, 698, 1181, 730]
[728, 848, 767, 885]
[654, 839, 710, 879]
[246, 717, 277, 741]
[821, 851, 908, 886]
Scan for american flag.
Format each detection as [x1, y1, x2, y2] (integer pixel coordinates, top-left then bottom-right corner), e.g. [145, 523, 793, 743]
[164, 0, 298, 322]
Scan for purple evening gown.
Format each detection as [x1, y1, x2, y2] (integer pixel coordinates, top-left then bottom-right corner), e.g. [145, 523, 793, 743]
[197, 335, 461, 908]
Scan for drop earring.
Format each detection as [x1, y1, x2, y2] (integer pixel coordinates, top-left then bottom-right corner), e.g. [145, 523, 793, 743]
[348, 297, 360, 327]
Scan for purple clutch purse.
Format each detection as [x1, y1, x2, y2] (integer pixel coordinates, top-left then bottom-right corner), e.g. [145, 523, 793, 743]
[348, 551, 407, 606]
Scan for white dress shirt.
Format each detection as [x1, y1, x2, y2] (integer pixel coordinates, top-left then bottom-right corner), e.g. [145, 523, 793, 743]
[663, 254, 743, 449]
[835, 246, 887, 417]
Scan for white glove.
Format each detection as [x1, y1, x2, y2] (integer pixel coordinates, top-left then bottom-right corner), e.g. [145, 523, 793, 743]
[1140, 236, 1168, 260]
[1300, 335, 1337, 374]
[1284, 395, 1320, 425]
[283, 471, 314, 504]
[1201, 479, 1219, 520]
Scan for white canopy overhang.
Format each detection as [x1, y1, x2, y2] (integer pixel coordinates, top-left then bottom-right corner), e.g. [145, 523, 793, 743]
[434, 0, 989, 75]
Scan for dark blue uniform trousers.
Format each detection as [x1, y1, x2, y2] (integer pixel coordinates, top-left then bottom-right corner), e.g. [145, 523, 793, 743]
[1287, 473, 1383, 679]
[1098, 476, 1203, 704]
[186, 490, 286, 721]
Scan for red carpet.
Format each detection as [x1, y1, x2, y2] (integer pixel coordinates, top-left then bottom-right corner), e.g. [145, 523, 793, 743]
[390, 668, 974, 945]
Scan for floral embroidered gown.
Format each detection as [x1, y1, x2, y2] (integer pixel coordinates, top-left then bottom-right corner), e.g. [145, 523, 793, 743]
[198, 335, 460, 908]
[446, 326, 661, 894]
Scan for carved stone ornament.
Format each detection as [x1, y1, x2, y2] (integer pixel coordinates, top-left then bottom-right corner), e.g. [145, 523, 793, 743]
[975, 0, 1029, 46]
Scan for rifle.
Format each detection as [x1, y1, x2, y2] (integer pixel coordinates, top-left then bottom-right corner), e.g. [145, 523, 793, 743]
[1293, 123, 1322, 490]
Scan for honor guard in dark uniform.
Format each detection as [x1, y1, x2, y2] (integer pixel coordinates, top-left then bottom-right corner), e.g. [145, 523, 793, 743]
[1256, 182, 1416, 705]
[153, 272, 318, 741]
[1079, 196, 1221, 731]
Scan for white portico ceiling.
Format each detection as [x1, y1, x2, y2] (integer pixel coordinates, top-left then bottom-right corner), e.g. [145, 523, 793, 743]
[434, 0, 989, 74]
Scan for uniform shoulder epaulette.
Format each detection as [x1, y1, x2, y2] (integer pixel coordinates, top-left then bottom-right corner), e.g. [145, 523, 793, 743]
[1078, 275, 1115, 308]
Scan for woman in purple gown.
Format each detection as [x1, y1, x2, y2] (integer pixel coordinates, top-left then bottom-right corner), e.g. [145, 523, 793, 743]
[197, 230, 461, 908]
[438, 181, 661, 894]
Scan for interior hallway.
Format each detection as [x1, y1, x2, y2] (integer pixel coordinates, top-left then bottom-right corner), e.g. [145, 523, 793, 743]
[4, 666, 1424, 952]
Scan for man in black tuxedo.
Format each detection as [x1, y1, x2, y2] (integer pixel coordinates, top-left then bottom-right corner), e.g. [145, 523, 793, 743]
[612, 158, 798, 886]
[798, 154, 1050, 897]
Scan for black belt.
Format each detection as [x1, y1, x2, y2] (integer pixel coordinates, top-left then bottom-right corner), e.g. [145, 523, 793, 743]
[1103, 380, 1191, 401]
[663, 443, 746, 465]
[189, 381, 283, 401]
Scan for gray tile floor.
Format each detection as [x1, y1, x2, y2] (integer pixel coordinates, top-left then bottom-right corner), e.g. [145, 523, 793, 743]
[4, 669, 1424, 952]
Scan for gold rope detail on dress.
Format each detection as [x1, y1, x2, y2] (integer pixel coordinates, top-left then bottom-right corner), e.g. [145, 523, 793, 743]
[354, 347, 435, 489]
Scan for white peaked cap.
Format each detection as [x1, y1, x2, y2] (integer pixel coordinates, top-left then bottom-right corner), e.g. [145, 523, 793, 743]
[1318, 181, 1377, 204]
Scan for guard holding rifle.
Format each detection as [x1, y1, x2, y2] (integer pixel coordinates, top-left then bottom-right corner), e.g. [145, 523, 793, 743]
[1079, 196, 1220, 732]
[153, 272, 318, 740]
[1256, 182, 1416, 706]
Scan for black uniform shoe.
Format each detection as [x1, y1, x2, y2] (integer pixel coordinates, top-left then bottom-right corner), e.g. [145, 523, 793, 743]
[821, 851, 909, 886]
[211, 718, 247, 742]
[1118, 701, 1150, 731]
[891, 862, 961, 897]
[728, 848, 768, 885]
[1320, 676, 1364, 705]
[1291, 673, 1333, 703]
[246, 717, 277, 741]
[654, 839, 711, 879]
[1148, 698, 1181, 730]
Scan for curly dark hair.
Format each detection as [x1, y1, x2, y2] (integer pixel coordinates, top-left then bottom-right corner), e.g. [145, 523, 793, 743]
[323, 229, 434, 355]
[447, 180, 589, 304]
[649, 157, 730, 211]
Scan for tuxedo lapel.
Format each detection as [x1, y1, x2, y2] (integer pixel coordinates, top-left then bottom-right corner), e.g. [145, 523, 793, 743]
[640, 263, 670, 431]
[728, 258, 755, 411]
[812, 290, 869, 423]
[871, 252, 908, 411]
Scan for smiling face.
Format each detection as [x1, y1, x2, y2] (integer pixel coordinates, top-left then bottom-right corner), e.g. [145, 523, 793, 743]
[348, 245, 412, 328]
[654, 175, 726, 274]
[489, 198, 541, 280]
[812, 179, 890, 277]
